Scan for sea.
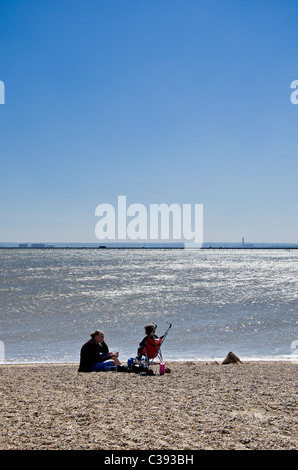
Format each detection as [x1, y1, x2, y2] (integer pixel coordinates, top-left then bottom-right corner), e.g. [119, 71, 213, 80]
[0, 248, 297, 364]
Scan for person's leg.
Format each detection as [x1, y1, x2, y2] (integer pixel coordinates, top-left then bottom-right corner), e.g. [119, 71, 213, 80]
[137, 347, 143, 361]
[110, 354, 121, 366]
[92, 360, 115, 371]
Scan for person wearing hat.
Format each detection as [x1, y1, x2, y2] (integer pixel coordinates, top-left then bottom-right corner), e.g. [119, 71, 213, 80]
[78, 329, 122, 372]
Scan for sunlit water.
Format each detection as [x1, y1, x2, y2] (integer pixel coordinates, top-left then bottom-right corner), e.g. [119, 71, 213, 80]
[0, 249, 297, 363]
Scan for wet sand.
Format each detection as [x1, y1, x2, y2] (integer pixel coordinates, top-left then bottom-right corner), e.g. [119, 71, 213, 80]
[0, 361, 297, 450]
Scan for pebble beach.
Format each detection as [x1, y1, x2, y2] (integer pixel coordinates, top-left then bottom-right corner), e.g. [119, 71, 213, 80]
[0, 361, 297, 450]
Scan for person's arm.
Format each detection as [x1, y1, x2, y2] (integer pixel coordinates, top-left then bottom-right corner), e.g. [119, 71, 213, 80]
[139, 336, 148, 348]
[95, 341, 111, 362]
[100, 341, 109, 354]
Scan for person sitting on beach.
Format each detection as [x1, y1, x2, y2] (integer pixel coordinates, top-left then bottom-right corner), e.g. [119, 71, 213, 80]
[78, 329, 122, 372]
[136, 323, 162, 361]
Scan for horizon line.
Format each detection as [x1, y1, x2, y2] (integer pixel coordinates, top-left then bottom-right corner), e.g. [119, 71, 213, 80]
[1, 241, 298, 248]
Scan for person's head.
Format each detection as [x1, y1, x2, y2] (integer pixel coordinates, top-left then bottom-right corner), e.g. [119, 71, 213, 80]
[144, 324, 156, 335]
[90, 329, 104, 344]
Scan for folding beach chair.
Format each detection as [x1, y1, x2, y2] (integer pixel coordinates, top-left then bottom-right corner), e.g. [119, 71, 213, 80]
[141, 322, 172, 375]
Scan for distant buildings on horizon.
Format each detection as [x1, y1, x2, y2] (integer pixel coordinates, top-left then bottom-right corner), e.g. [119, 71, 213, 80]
[0, 239, 297, 249]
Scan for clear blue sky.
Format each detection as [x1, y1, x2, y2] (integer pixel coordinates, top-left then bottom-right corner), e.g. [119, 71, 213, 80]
[0, 0, 297, 243]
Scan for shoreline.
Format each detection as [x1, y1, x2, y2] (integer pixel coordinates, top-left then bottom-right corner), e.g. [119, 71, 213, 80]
[0, 361, 297, 450]
[1, 356, 297, 366]
[1, 359, 297, 366]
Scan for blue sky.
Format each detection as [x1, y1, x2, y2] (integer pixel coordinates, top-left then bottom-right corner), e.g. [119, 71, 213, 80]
[0, 0, 297, 243]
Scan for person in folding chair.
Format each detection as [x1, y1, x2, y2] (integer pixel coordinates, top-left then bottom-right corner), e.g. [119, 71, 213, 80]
[136, 324, 160, 361]
[136, 323, 171, 374]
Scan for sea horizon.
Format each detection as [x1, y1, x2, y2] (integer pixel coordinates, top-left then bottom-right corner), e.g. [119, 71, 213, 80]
[1, 242, 298, 249]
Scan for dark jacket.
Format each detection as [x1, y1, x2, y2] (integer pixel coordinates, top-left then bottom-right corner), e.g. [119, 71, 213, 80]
[78, 339, 110, 372]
